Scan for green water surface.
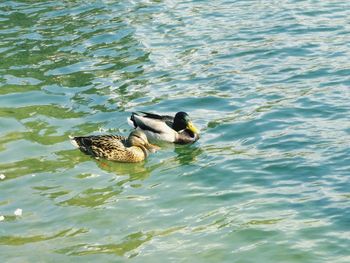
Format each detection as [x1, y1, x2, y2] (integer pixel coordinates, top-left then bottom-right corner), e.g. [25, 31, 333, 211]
[0, 0, 349, 262]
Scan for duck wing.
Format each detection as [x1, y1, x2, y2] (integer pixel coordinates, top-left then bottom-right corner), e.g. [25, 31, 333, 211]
[72, 135, 127, 159]
[139, 111, 173, 122]
[130, 112, 175, 133]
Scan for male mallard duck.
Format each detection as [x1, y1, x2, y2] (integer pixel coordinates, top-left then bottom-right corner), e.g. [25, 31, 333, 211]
[128, 111, 200, 144]
[70, 130, 160, 162]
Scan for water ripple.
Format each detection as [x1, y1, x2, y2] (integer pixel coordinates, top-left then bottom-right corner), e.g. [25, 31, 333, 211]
[0, 0, 350, 262]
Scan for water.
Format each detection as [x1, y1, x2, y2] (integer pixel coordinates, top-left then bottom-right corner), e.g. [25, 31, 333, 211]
[1, 0, 349, 262]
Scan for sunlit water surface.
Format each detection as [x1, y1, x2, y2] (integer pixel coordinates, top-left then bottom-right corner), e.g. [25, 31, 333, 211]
[0, 0, 349, 262]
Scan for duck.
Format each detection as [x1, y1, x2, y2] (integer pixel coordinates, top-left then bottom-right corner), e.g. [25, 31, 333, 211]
[128, 111, 200, 144]
[70, 130, 160, 163]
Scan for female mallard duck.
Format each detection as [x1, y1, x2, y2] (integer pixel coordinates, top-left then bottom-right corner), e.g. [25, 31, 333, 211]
[128, 111, 200, 144]
[70, 130, 160, 162]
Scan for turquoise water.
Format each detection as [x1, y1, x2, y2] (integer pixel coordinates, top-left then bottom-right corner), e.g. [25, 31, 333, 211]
[1, 0, 350, 262]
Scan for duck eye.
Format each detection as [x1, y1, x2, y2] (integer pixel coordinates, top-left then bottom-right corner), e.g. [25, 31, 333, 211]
[187, 129, 194, 137]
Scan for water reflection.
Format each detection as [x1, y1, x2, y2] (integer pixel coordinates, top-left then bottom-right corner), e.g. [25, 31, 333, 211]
[57, 227, 183, 257]
[0, 149, 81, 180]
[174, 144, 203, 165]
[57, 231, 154, 257]
[58, 185, 122, 208]
[28, 142, 203, 209]
[0, 228, 87, 246]
[30, 153, 161, 208]
[1, 0, 349, 262]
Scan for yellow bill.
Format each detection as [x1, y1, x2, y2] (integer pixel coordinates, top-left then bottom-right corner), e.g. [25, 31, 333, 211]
[187, 121, 199, 134]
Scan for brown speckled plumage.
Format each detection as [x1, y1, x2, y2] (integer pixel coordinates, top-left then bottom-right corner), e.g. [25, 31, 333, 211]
[71, 131, 159, 163]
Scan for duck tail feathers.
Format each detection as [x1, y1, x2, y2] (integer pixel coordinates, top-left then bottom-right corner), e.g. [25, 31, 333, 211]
[69, 135, 79, 148]
[127, 113, 137, 128]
